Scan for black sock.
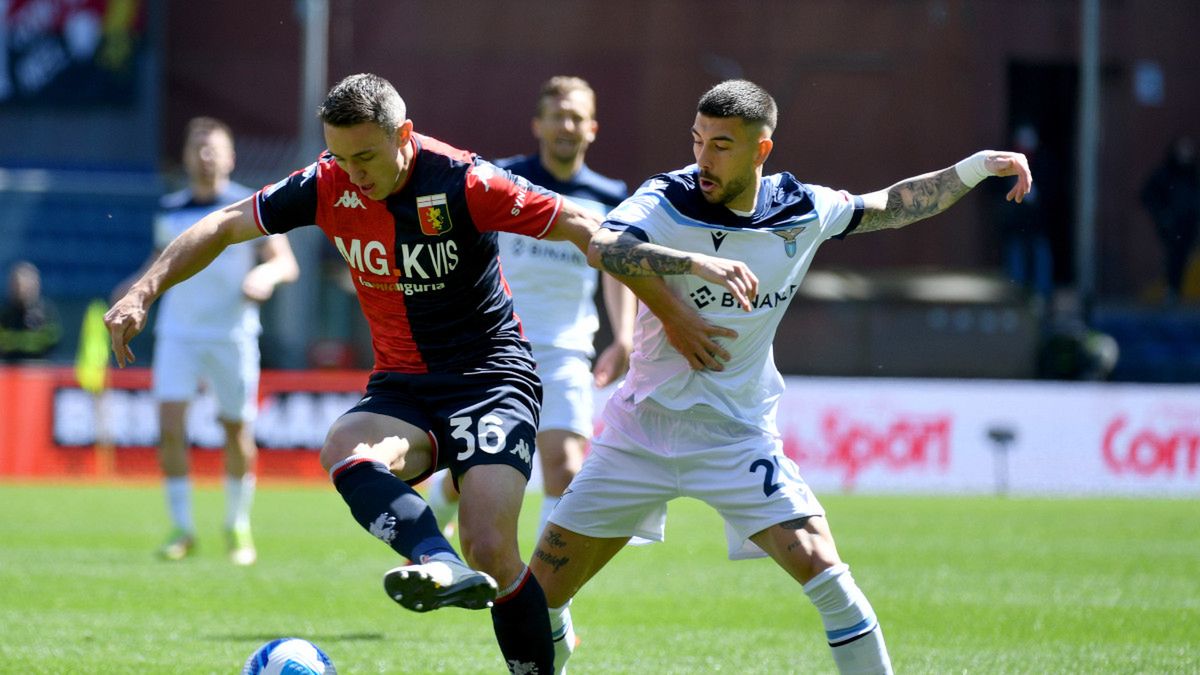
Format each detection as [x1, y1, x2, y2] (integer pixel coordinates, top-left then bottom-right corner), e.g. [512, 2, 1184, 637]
[332, 458, 456, 562]
[490, 568, 554, 674]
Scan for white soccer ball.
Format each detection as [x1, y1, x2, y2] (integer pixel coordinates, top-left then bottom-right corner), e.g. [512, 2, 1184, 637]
[242, 638, 337, 675]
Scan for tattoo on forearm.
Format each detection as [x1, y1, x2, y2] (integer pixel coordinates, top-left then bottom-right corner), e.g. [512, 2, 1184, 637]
[857, 168, 970, 233]
[599, 236, 693, 276]
[534, 547, 570, 572]
[545, 531, 567, 549]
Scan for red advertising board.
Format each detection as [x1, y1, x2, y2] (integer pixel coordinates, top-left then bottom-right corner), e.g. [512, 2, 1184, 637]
[0, 365, 366, 481]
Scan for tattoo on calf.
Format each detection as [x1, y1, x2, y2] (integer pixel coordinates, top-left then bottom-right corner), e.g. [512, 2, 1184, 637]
[534, 547, 569, 573]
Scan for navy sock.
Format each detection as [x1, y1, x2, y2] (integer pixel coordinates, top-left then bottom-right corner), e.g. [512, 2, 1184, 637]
[490, 568, 554, 674]
[332, 458, 456, 562]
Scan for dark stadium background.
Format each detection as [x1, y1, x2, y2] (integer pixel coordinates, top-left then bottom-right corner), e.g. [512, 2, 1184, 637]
[2, 0, 1198, 381]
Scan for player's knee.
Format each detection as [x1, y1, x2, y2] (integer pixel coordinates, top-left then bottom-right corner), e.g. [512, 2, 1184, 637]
[459, 528, 502, 567]
[459, 528, 519, 580]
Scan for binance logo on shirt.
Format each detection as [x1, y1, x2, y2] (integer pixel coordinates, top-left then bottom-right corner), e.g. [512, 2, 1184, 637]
[417, 193, 454, 236]
[690, 286, 717, 309]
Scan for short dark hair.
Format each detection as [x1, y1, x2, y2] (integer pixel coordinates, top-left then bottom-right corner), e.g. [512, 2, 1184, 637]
[537, 75, 596, 117]
[183, 116, 233, 149]
[318, 73, 407, 134]
[697, 80, 777, 132]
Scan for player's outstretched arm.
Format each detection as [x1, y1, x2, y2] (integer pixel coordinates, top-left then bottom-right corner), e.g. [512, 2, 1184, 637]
[542, 196, 601, 254]
[105, 197, 263, 367]
[854, 150, 1033, 234]
[588, 228, 759, 312]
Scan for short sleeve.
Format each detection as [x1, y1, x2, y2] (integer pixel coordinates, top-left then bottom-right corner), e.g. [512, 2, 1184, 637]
[602, 179, 668, 239]
[807, 184, 864, 240]
[464, 159, 562, 238]
[152, 213, 173, 249]
[254, 163, 320, 235]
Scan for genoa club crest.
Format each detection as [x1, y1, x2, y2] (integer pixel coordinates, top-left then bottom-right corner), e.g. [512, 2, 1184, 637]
[416, 193, 453, 236]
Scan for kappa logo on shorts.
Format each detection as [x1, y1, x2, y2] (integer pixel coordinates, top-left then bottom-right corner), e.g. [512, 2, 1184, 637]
[510, 439, 532, 465]
[334, 190, 367, 209]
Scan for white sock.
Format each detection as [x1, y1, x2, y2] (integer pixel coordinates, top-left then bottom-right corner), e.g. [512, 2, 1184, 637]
[803, 563, 893, 675]
[538, 495, 561, 535]
[548, 600, 576, 675]
[426, 470, 459, 531]
[224, 473, 256, 530]
[165, 476, 193, 533]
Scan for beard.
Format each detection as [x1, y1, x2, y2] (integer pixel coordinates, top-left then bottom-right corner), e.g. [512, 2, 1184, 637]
[700, 171, 754, 207]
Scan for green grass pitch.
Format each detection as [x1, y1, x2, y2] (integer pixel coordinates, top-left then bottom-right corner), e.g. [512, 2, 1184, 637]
[0, 482, 1196, 673]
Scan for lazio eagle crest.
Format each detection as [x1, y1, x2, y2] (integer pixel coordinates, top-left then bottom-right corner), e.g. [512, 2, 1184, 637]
[770, 224, 809, 258]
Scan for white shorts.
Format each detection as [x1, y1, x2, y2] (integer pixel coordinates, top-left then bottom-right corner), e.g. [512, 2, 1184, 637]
[152, 335, 260, 423]
[550, 394, 824, 560]
[531, 345, 593, 437]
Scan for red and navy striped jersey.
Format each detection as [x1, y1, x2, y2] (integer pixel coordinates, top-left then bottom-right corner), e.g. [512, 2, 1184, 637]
[252, 133, 563, 374]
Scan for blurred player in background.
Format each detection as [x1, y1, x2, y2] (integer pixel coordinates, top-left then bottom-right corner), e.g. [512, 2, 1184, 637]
[105, 73, 750, 674]
[0, 260, 61, 362]
[530, 79, 1033, 674]
[112, 117, 299, 565]
[429, 76, 636, 538]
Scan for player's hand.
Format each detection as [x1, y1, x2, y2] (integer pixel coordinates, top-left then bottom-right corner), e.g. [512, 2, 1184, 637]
[104, 294, 149, 368]
[689, 255, 758, 312]
[984, 151, 1033, 203]
[660, 307, 738, 371]
[593, 341, 631, 387]
[242, 266, 277, 302]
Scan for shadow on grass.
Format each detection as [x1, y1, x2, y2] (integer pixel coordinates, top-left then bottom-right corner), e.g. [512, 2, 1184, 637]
[206, 632, 385, 642]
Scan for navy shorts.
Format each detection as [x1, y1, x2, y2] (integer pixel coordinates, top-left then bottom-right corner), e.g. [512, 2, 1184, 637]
[345, 355, 543, 486]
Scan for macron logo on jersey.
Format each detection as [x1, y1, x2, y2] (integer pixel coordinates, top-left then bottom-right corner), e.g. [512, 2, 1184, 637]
[335, 190, 367, 209]
[711, 231, 728, 251]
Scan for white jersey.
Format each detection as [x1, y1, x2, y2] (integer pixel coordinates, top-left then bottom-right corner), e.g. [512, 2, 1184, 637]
[493, 155, 627, 353]
[154, 183, 261, 341]
[606, 166, 862, 431]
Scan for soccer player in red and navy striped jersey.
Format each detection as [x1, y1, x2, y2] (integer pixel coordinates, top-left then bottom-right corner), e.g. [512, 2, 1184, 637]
[106, 73, 756, 674]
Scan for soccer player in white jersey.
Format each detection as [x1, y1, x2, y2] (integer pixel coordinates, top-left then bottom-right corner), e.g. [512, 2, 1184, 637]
[530, 80, 1033, 673]
[428, 76, 637, 537]
[113, 117, 298, 564]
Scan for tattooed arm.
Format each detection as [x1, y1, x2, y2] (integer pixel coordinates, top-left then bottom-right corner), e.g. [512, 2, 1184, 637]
[587, 228, 759, 312]
[853, 150, 1033, 235]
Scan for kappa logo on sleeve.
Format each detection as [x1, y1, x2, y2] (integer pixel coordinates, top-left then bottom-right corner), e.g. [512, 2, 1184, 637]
[417, 193, 454, 236]
[468, 163, 496, 191]
[334, 190, 367, 209]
